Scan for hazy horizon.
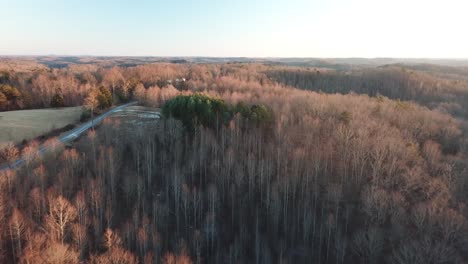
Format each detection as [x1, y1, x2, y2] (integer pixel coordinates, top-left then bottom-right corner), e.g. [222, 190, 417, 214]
[3, 55, 468, 59]
[3, 56, 468, 62]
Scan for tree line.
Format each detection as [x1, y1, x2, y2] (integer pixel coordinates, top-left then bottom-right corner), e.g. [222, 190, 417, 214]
[267, 65, 468, 118]
[3, 62, 468, 122]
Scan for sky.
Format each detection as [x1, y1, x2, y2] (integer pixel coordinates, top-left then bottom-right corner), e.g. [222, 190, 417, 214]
[0, 0, 467, 58]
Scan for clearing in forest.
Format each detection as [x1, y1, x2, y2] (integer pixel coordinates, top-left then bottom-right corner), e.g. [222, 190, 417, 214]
[0, 107, 82, 148]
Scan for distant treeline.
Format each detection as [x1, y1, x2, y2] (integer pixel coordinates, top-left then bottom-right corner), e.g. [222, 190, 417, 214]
[267, 66, 468, 117]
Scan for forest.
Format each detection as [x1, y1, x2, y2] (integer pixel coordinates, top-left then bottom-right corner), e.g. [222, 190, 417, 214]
[0, 60, 467, 263]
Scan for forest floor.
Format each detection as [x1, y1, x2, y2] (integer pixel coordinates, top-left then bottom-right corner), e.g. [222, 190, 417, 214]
[0, 107, 82, 148]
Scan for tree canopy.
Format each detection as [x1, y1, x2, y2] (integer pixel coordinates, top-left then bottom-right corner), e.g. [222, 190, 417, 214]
[163, 94, 233, 131]
[0, 92, 6, 107]
[84, 86, 113, 111]
[162, 93, 273, 132]
[50, 93, 65, 108]
[97, 86, 113, 109]
[0, 84, 21, 100]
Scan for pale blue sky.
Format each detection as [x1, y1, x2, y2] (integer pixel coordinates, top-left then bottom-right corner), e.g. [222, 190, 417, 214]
[0, 0, 467, 57]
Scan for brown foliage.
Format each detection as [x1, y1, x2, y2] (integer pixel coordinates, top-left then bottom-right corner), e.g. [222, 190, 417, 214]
[46, 195, 77, 243]
[1, 62, 467, 263]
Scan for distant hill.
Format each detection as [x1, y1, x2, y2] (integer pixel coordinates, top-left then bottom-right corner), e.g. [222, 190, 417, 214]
[3, 56, 468, 70]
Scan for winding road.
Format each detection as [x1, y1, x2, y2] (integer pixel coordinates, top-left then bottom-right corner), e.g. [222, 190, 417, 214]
[0, 101, 138, 172]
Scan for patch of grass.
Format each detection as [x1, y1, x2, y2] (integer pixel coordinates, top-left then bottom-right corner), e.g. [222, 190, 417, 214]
[0, 107, 82, 148]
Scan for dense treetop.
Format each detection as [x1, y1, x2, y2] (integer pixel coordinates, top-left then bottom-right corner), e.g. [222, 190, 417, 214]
[162, 93, 273, 133]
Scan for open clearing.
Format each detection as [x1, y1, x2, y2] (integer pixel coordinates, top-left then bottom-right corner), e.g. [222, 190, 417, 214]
[106, 105, 161, 132]
[0, 107, 82, 148]
[110, 105, 160, 123]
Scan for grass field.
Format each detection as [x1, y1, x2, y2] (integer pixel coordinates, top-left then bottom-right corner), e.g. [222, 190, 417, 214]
[0, 107, 82, 148]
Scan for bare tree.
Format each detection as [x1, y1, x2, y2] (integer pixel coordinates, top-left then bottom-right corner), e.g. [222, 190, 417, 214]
[9, 208, 26, 263]
[352, 227, 384, 264]
[0, 142, 19, 163]
[46, 195, 77, 244]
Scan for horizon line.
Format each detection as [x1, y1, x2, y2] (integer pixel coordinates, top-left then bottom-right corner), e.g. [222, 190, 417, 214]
[1, 55, 468, 61]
